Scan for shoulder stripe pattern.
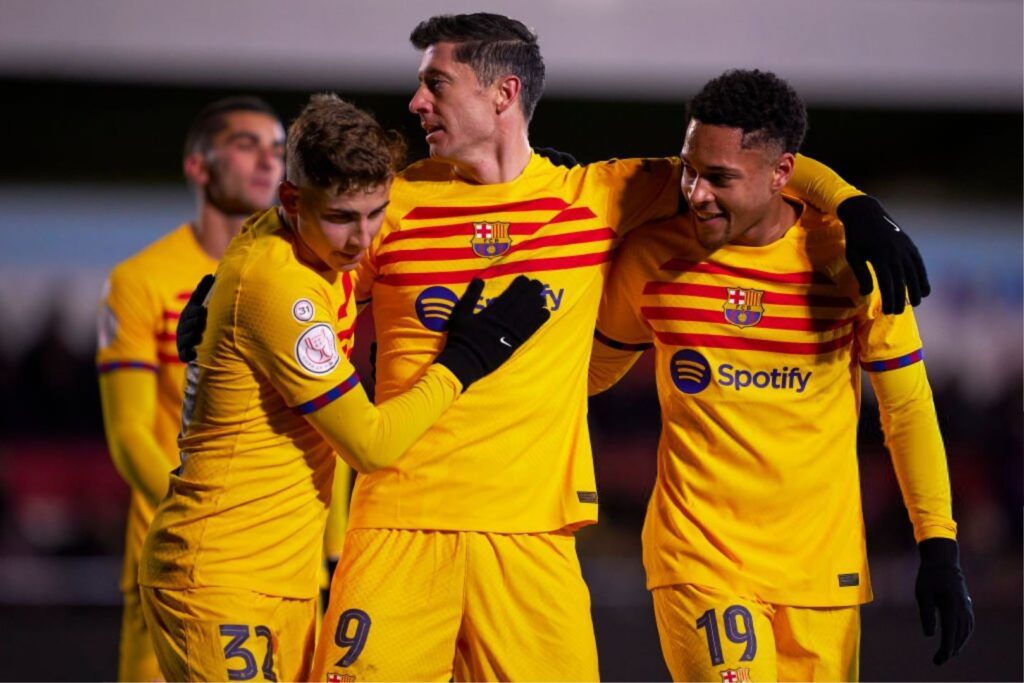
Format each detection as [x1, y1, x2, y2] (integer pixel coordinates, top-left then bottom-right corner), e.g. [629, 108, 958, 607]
[97, 360, 158, 374]
[860, 348, 924, 372]
[594, 329, 653, 351]
[293, 373, 361, 415]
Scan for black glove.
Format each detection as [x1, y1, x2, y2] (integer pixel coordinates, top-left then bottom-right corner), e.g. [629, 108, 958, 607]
[535, 146, 579, 168]
[320, 555, 339, 615]
[177, 274, 215, 362]
[838, 195, 930, 315]
[435, 276, 551, 389]
[915, 538, 974, 665]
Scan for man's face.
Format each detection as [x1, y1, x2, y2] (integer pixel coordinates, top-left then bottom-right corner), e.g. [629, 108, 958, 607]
[197, 111, 285, 216]
[409, 42, 499, 164]
[680, 120, 784, 251]
[288, 182, 391, 273]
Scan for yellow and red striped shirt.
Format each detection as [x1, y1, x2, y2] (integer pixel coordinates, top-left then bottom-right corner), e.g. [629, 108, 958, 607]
[594, 200, 944, 606]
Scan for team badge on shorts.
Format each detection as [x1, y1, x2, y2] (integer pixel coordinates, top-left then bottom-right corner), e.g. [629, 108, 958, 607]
[471, 221, 512, 258]
[326, 673, 356, 683]
[720, 667, 753, 682]
[723, 288, 764, 328]
[292, 298, 315, 322]
[295, 323, 340, 375]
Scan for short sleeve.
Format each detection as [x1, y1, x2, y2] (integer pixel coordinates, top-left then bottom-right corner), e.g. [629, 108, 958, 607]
[96, 264, 158, 372]
[596, 233, 655, 348]
[856, 289, 924, 372]
[235, 274, 358, 410]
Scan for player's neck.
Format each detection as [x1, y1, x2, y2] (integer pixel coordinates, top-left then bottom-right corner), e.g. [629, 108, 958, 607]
[451, 131, 532, 185]
[192, 202, 250, 260]
[733, 196, 801, 248]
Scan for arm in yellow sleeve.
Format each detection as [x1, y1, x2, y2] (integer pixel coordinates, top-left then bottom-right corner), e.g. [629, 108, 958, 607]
[98, 370, 172, 507]
[787, 154, 864, 214]
[869, 361, 957, 542]
[588, 332, 646, 396]
[305, 363, 462, 474]
[322, 463, 352, 559]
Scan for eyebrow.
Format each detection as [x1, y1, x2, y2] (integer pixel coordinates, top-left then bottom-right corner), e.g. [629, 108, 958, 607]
[418, 66, 451, 81]
[680, 156, 739, 174]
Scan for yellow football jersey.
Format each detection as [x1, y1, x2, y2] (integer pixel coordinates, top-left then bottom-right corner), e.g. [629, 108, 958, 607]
[594, 200, 952, 606]
[97, 223, 217, 591]
[349, 152, 682, 533]
[139, 208, 459, 599]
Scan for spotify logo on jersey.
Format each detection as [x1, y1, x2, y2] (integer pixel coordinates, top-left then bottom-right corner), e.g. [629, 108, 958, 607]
[670, 349, 712, 394]
[415, 286, 461, 331]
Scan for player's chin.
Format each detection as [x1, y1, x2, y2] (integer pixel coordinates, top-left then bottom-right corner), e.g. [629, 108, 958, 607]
[333, 254, 364, 272]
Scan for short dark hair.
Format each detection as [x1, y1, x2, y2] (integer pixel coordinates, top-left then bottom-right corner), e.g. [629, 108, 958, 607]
[410, 13, 545, 122]
[286, 93, 406, 193]
[183, 96, 280, 158]
[687, 69, 807, 153]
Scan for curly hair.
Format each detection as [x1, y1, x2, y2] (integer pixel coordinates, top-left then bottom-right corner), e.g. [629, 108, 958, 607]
[410, 13, 545, 122]
[286, 94, 406, 193]
[687, 69, 807, 153]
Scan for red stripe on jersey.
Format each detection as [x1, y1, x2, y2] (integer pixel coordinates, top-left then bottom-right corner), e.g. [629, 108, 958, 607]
[337, 322, 356, 342]
[376, 228, 615, 266]
[378, 251, 612, 286]
[337, 271, 354, 317]
[162, 311, 181, 320]
[157, 332, 176, 342]
[659, 259, 834, 285]
[643, 282, 853, 308]
[641, 306, 856, 332]
[383, 206, 600, 246]
[176, 291, 193, 301]
[402, 197, 568, 220]
[157, 351, 184, 365]
[655, 330, 855, 355]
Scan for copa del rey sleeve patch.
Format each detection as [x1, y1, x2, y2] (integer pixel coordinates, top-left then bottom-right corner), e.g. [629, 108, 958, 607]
[294, 323, 340, 375]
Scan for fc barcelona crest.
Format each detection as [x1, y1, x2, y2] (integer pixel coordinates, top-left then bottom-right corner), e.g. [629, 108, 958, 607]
[471, 221, 512, 258]
[723, 288, 764, 328]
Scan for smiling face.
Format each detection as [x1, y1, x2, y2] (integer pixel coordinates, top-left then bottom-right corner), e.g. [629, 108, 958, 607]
[280, 181, 391, 273]
[408, 42, 501, 164]
[189, 111, 285, 216]
[680, 119, 792, 251]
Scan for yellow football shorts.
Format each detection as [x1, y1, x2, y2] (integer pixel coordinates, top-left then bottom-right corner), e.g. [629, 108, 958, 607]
[139, 585, 316, 682]
[119, 586, 164, 682]
[652, 583, 860, 682]
[309, 528, 600, 682]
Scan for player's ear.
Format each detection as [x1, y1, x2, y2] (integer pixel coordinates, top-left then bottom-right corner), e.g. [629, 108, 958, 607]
[495, 75, 522, 115]
[278, 181, 300, 216]
[771, 152, 796, 193]
[183, 152, 209, 187]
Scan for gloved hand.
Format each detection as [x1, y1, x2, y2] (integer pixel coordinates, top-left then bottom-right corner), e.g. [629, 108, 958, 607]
[915, 538, 974, 665]
[435, 276, 551, 389]
[838, 195, 930, 315]
[177, 274, 215, 362]
[320, 555, 340, 614]
[535, 146, 579, 168]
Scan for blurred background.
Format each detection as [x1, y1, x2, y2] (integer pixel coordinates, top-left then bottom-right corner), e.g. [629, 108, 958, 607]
[0, 0, 1020, 680]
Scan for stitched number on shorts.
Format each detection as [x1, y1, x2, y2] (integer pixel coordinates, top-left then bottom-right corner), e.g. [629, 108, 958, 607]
[696, 606, 757, 666]
[724, 605, 757, 661]
[220, 625, 258, 680]
[334, 609, 371, 667]
[254, 626, 277, 682]
[695, 609, 724, 666]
